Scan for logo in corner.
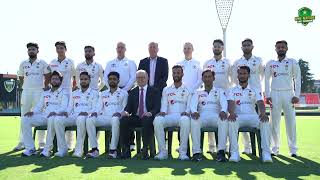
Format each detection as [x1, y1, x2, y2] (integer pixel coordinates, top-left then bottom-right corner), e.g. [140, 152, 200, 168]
[295, 7, 315, 26]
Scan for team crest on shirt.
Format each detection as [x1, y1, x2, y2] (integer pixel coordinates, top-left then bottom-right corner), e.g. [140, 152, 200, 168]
[193, 65, 197, 69]
[111, 64, 116, 67]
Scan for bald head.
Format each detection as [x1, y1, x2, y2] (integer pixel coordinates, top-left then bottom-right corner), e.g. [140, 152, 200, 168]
[136, 70, 148, 87]
[183, 42, 193, 59]
[116, 42, 126, 59]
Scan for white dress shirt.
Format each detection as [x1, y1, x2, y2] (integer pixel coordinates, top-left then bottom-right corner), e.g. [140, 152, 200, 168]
[203, 57, 232, 90]
[161, 84, 191, 114]
[49, 58, 76, 90]
[190, 87, 227, 114]
[265, 57, 301, 98]
[76, 61, 104, 90]
[227, 85, 263, 114]
[232, 55, 264, 92]
[149, 57, 157, 86]
[104, 57, 137, 91]
[18, 59, 50, 89]
[177, 58, 202, 92]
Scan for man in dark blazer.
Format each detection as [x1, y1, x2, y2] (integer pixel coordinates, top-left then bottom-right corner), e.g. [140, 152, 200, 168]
[120, 70, 161, 159]
[138, 42, 168, 93]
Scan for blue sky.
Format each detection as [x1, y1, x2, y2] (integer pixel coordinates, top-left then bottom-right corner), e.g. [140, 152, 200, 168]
[0, 0, 319, 79]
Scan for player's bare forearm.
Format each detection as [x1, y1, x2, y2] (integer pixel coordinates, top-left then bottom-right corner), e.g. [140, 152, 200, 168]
[257, 100, 266, 114]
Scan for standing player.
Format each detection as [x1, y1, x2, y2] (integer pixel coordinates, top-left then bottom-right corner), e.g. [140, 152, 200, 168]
[76, 45, 104, 91]
[104, 42, 137, 91]
[49, 41, 76, 150]
[265, 40, 301, 157]
[21, 71, 68, 156]
[55, 72, 99, 157]
[104, 42, 137, 150]
[153, 65, 191, 161]
[14, 42, 50, 151]
[190, 69, 229, 162]
[177, 42, 202, 92]
[85, 71, 128, 158]
[232, 38, 265, 154]
[203, 39, 232, 153]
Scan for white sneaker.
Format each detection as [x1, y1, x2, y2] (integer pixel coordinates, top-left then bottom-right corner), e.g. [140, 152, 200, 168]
[40, 149, 51, 157]
[13, 142, 25, 151]
[72, 151, 83, 158]
[54, 151, 68, 157]
[130, 145, 135, 151]
[178, 154, 189, 161]
[154, 151, 168, 160]
[22, 149, 37, 156]
[229, 152, 241, 162]
[86, 149, 99, 158]
[262, 152, 273, 163]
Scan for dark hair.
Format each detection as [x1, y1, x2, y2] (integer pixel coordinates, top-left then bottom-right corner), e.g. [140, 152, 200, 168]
[108, 71, 120, 79]
[55, 41, 67, 49]
[202, 69, 215, 77]
[172, 65, 183, 73]
[80, 71, 91, 78]
[51, 71, 63, 81]
[84, 45, 95, 51]
[238, 66, 251, 74]
[213, 39, 224, 46]
[275, 40, 288, 46]
[242, 38, 253, 45]
[26, 42, 39, 49]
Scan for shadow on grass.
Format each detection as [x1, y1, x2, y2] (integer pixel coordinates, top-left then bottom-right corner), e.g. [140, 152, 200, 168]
[0, 151, 320, 179]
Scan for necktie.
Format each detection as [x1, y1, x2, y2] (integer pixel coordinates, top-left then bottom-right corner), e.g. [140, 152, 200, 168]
[139, 88, 144, 118]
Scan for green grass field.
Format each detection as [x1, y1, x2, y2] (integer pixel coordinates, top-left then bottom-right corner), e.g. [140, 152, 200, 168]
[0, 116, 320, 179]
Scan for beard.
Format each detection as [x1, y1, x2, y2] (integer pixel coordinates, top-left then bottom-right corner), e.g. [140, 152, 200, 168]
[173, 76, 182, 83]
[81, 84, 89, 89]
[85, 55, 93, 60]
[109, 83, 117, 89]
[213, 51, 222, 56]
[277, 51, 286, 57]
[51, 83, 61, 88]
[239, 79, 248, 84]
[28, 54, 37, 59]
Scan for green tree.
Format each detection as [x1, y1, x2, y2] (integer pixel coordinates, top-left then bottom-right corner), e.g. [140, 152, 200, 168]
[298, 59, 315, 93]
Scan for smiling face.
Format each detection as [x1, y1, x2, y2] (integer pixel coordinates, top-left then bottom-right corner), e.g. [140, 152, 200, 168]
[172, 67, 183, 83]
[136, 71, 148, 87]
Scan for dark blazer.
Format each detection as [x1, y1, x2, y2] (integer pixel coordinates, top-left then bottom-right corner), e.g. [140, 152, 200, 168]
[124, 86, 161, 118]
[138, 56, 168, 92]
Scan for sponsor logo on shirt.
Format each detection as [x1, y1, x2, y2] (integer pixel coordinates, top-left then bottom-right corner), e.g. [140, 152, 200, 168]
[73, 96, 81, 99]
[273, 72, 289, 77]
[25, 72, 40, 76]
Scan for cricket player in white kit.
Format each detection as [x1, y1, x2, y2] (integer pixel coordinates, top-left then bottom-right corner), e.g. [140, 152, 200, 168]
[265, 40, 301, 157]
[55, 71, 99, 157]
[21, 71, 68, 156]
[227, 66, 272, 163]
[232, 39, 265, 154]
[104, 42, 137, 91]
[85, 71, 128, 158]
[177, 42, 202, 92]
[76, 46, 104, 91]
[154, 65, 191, 161]
[190, 69, 229, 162]
[203, 39, 232, 153]
[49, 41, 76, 149]
[15, 42, 51, 151]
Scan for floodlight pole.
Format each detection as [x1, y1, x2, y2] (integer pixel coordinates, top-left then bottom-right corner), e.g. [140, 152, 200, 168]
[223, 28, 226, 57]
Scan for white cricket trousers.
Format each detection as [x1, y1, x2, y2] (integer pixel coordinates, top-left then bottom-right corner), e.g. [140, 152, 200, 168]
[191, 112, 228, 154]
[20, 89, 45, 145]
[228, 114, 271, 154]
[86, 115, 120, 150]
[153, 113, 190, 156]
[270, 90, 297, 154]
[21, 114, 49, 150]
[54, 114, 87, 153]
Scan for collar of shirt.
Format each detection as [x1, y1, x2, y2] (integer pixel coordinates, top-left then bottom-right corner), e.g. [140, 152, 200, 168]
[237, 84, 251, 91]
[116, 57, 128, 61]
[277, 56, 289, 62]
[149, 57, 157, 61]
[170, 83, 187, 90]
[84, 60, 96, 66]
[139, 85, 148, 91]
[55, 57, 68, 63]
[50, 87, 63, 94]
[27, 58, 41, 64]
[240, 55, 256, 61]
[211, 57, 226, 62]
[200, 86, 217, 93]
[80, 87, 92, 95]
[108, 87, 121, 94]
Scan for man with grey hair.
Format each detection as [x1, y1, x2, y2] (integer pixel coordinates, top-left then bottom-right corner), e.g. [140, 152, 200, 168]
[138, 42, 168, 93]
[119, 70, 161, 159]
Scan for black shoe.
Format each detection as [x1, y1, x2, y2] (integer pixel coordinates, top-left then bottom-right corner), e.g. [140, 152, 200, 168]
[191, 153, 203, 162]
[291, 154, 297, 158]
[121, 149, 131, 159]
[271, 153, 277, 157]
[216, 150, 227, 162]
